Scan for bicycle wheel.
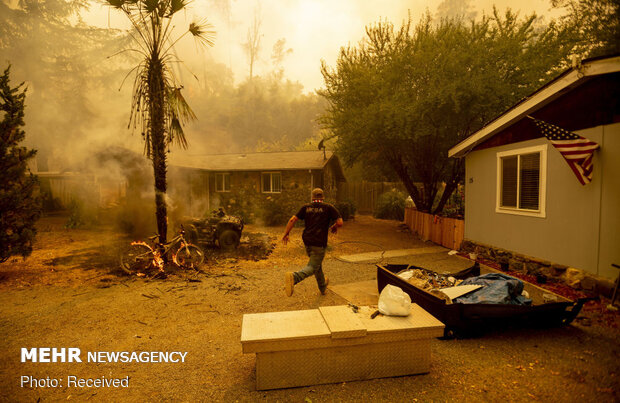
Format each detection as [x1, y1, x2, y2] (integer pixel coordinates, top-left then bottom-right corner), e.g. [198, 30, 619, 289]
[173, 244, 204, 269]
[120, 243, 154, 274]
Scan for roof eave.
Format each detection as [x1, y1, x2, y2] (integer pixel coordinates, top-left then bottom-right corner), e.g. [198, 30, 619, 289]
[172, 166, 329, 172]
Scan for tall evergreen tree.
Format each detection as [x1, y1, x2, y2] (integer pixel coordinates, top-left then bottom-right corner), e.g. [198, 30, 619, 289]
[0, 65, 41, 262]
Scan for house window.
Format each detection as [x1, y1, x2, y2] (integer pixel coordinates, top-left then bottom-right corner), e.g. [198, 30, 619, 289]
[496, 144, 547, 217]
[261, 172, 282, 193]
[215, 173, 231, 192]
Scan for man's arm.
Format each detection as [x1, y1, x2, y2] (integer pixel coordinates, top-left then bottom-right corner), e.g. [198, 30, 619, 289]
[281, 215, 299, 245]
[330, 217, 343, 234]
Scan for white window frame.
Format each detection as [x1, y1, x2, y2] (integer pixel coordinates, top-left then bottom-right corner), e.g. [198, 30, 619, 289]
[215, 172, 231, 192]
[261, 172, 282, 193]
[496, 144, 547, 218]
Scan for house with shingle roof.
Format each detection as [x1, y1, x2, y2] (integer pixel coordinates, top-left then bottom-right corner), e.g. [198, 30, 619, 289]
[169, 150, 346, 216]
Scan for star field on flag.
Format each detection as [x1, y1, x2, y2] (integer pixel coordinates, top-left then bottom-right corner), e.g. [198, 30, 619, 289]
[527, 116, 599, 185]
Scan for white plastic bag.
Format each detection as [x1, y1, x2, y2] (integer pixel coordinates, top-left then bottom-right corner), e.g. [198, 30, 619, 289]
[378, 285, 411, 316]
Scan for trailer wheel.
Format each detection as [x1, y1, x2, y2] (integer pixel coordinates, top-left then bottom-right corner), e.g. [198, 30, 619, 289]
[439, 327, 456, 340]
[218, 229, 240, 250]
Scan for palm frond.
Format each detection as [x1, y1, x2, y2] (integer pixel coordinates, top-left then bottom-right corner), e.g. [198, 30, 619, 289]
[168, 116, 188, 148]
[164, 85, 196, 148]
[107, 47, 146, 59]
[189, 19, 216, 47]
[106, 0, 126, 9]
[169, 86, 196, 121]
[117, 63, 143, 91]
[142, 0, 161, 14]
[168, 0, 189, 16]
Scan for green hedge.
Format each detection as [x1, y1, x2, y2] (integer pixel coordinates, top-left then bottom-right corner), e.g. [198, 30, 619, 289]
[374, 190, 406, 221]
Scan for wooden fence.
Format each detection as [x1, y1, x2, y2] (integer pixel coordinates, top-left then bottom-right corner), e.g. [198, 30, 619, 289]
[338, 181, 406, 214]
[404, 207, 464, 250]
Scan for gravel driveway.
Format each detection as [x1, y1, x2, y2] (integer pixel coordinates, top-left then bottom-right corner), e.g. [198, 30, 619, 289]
[0, 216, 618, 402]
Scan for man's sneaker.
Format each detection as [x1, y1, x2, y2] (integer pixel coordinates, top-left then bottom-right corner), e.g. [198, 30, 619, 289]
[285, 272, 295, 297]
[320, 277, 330, 295]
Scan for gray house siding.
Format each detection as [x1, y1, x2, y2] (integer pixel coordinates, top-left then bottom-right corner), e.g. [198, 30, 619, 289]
[464, 123, 619, 279]
[597, 123, 620, 279]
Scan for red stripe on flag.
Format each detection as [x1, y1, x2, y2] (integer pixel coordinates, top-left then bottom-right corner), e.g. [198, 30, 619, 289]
[566, 160, 587, 185]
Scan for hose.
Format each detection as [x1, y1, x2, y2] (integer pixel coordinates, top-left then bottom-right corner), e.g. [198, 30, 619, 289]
[330, 240, 388, 265]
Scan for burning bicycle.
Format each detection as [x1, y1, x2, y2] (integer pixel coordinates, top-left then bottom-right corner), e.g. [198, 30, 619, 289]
[120, 226, 205, 275]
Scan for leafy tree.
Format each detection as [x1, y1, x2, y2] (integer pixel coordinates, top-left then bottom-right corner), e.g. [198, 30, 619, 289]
[552, 0, 620, 57]
[0, 65, 41, 262]
[436, 0, 477, 20]
[271, 38, 293, 80]
[218, 74, 324, 151]
[320, 11, 578, 214]
[106, 0, 215, 243]
[0, 0, 126, 166]
[174, 57, 325, 154]
[243, 6, 262, 81]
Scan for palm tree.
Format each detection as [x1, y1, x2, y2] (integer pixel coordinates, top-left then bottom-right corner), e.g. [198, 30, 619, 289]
[106, 0, 214, 244]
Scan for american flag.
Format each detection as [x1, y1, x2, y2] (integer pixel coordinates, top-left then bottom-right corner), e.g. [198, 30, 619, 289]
[528, 116, 600, 185]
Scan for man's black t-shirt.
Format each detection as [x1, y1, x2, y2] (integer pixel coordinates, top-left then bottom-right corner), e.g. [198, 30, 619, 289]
[295, 202, 341, 247]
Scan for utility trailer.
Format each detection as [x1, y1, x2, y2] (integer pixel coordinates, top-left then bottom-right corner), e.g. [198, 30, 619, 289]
[377, 263, 590, 337]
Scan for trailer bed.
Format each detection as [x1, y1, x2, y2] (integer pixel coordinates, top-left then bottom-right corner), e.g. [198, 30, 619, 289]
[377, 262, 588, 337]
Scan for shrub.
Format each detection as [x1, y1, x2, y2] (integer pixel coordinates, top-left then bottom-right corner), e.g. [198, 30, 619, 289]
[374, 190, 406, 220]
[215, 185, 310, 226]
[40, 188, 63, 212]
[63, 182, 100, 229]
[260, 187, 309, 226]
[335, 200, 357, 221]
[441, 185, 465, 218]
[64, 199, 85, 229]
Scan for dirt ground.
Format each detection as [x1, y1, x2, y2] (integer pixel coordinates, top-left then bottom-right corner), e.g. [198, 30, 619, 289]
[0, 215, 618, 402]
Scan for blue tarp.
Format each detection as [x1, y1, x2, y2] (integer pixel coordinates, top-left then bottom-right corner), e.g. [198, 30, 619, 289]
[454, 273, 532, 305]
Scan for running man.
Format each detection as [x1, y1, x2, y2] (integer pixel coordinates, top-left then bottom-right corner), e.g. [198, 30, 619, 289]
[281, 188, 343, 296]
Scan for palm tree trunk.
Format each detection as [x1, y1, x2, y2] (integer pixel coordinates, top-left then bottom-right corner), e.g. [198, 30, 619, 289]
[149, 56, 168, 245]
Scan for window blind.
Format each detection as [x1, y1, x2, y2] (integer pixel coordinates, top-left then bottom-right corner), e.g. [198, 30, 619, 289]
[501, 156, 518, 207]
[519, 153, 540, 210]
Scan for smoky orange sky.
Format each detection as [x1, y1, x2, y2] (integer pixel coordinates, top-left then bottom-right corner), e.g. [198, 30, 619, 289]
[83, 0, 562, 92]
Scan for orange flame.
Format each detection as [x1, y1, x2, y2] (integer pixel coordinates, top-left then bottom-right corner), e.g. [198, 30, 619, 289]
[152, 249, 164, 271]
[131, 241, 150, 247]
[127, 240, 163, 274]
[173, 242, 193, 268]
